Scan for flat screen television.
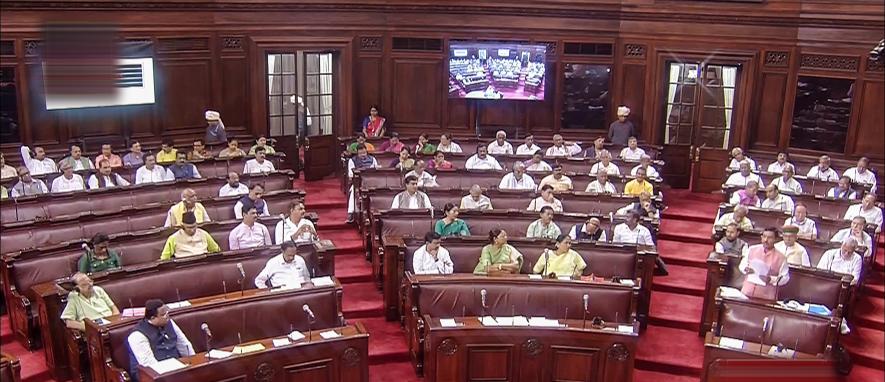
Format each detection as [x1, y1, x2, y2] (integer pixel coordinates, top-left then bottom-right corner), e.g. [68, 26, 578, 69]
[448, 41, 546, 101]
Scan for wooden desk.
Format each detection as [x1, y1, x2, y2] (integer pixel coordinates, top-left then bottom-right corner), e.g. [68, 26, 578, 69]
[138, 324, 369, 382]
[422, 316, 637, 382]
[702, 333, 837, 382]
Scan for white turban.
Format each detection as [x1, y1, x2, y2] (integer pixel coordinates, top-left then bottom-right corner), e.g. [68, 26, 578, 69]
[205, 110, 221, 121]
[617, 106, 631, 117]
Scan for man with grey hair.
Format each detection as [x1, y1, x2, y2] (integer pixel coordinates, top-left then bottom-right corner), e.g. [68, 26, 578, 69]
[713, 204, 753, 233]
[726, 161, 764, 187]
[164, 188, 211, 227]
[843, 194, 883, 233]
[806, 154, 839, 182]
[631, 154, 660, 179]
[770, 164, 802, 194]
[499, 161, 536, 190]
[460, 184, 493, 210]
[545, 134, 571, 157]
[817, 237, 863, 284]
[486, 130, 513, 155]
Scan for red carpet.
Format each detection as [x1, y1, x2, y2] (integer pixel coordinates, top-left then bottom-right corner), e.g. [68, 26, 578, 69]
[2, 177, 883, 382]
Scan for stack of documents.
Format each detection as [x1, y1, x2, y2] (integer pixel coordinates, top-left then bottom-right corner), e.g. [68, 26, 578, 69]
[150, 358, 187, 374]
[311, 277, 335, 287]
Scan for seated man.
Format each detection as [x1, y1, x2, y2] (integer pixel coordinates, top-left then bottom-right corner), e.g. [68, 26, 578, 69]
[770, 164, 802, 194]
[404, 160, 438, 187]
[525, 151, 552, 171]
[127, 299, 195, 382]
[243, 147, 276, 174]
[784, 203, 817, 240]
[831, 216, 874, 259]
[515, 134, 541, 155]
[616, 191, 660, 219]
[78, 233, 122, 274]
[612, 211, 654, 246]
[775, 225, 810, 267]
[618, 136, 646, 161]
[61, 272, 119, 331]
[229, 206, 273, 250]
[346, 144, 378, 223]
[20, 145, 58, 175]
[582, 137, 606, 159]
[460, 184, 493, 210]
[219, 172, 249, 197]
[729, 180, 761, 207]
[486, 130, 513, 155]
[585, 170, 617, 194]
[412, 232, 454, 275]
[474, 229, 523, 275]
[537, 163, 573, 192]
[436, 133, 463, 153]
[248, 136, 276, 155]
[51, 162, 86, 193]
[842, 156, 877, 192]
[569, 216, 607, 242]
[624, 167, 653, 196]
[59, 144, 95, 171]
[527, 185, 563, 212]
[217, 138, 246, 158]
[94, 144, 123, 168]
[715, 223, 748, 255]
[123, 141, 144, 168]
[545, 134, 571, 157]
[533, 234, 586, 277]
[135, 154, 173, 184]
[766, 152, 795, 174]
[88, 159, 131, 189]
[713, 204, 754, 233]
[254, 241, 311, 288]
[727, 147, 756, 171]
[234, 183, 271, 219]
[377, 132, 404, 153]
[10, 166, 48, 197]
[347, 133, 375, 153]
[817, 237, 863, 285]
[844, 194, 883, 232]
[589, 150, 620, 175]
[187, 138, 213, 161]
[725, 161, 764, 187]
[155, 139, 178, 164]
[761, 184, 794, 212]
[167, 152, 202, 180]
[738, 227, 789, 300]
[630, 155, 660, 180]
[164, 188, 211, 227]
[807, 154, 839, 182]
[526, 206, 562, 239]
[392, 175, 433, 209]
[276, 201, 317, 244]
[465, 146, 502, 170]
[0, 153, 16, 179]
[499, 161, 536, 190]
[827, 176, 858, 200]
[160, 212, 221, 259]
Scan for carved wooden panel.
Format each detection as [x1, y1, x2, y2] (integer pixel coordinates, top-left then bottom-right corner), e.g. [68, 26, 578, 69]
[392, 59, 442, 128]
[551, 347, 600, 382]
[26, 63, 59, 144]
[867, 58, 884, 73]
[282, 358, 333, 381]
[479, 102, 520, 130]
[764, 51, 789, 67]
[620, 64, 646, 138]
[466, 345, 512, 381]
[360, 36, 382, 52]
[800, 54, 859, 72]
[157, 37, 210, 53]
[852, 81, 884, 159]
[156, 59, 212, 132]
[624, 44, 646, 59]
[220, 57, 248, 129]
[752, 72, 787, 148]
[221, 36, 244, 51]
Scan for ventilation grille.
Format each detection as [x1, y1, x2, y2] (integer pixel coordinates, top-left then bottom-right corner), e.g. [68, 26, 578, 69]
[392, 37, 442, 52]
[563, 43, 613, 56]
[157, 37, 209, 52]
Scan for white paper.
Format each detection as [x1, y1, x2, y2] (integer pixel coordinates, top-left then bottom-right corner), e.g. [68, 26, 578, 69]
[718, 337, 745, 350]
[747, 259, 769, 285]
[479, 316, 498, 326]
[149, 358, 187, 374]
[557, 276, 572, 281]
[617, 325, 634, 334]
[207, 349, 232, 359]
[719, 286, 748, 300]
[311, 276, 334, 287]
[619, 279, 636, 287]
[528, 317, 560, 327]
[288, 331, 306, 341]
[512, 316, 529, 326]
[528, 274, 542, 280]
[166, 301, 191, 310]
[278, 282, 302, 291]
[440, 318, 458, 328]
[746, 274, 767, 286]
[319, 330, 341, 339]
[272, 338, 290, 347]
[495, 316, 514, 326]
[767, 346, 796, 358]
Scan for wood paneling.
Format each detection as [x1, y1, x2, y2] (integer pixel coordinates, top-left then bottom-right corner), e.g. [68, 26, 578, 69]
[25, 63, 58, 145]
[852, 80, 884, 159]
[220, 57, 249, 131]
[752, 72, 788, 149]
[478, 101, 520, 132]
[391, 59, 442, 129]
[620, 64, 646, 139]
[447, 98, 469, 130]
[355, 56, 383, 127]
[156, 59, 212, 134]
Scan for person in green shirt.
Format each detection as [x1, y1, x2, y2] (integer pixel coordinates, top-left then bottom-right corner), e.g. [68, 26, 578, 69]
[78, 233, 123, 274]
[414, 133, 436, 155]
[347, 133, 375, 154]
[1, 185, 7, 199]
[434, 203, 471, 237]
[532, 234, 587, 278]
[526, 206, 562, 239]
[248, 136, 277, 155]
[473, 229, 524, 275]
[60, 273, 119, 331]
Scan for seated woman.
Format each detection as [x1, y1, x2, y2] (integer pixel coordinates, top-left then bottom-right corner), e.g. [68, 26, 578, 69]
[474, 229, 523, 275]
[428, 151, 453, 170]
[533, 235, 587, 278]
[78, 233, 123, 274]
[362, 105, 386, 137]
[412, 232, 454, 275]
[435, 203, 471, 237]
[414, 133, 437, 155]
[248, 136, 276, 155]
[389, 146, 416, 171]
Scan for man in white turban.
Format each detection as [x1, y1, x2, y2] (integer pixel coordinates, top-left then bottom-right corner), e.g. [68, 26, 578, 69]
[608, 106, 635, 146]
[204, 110, 227, 145]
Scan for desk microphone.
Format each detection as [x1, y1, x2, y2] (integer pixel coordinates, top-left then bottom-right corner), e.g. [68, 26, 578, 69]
[760, 317, 770, 354]
[201, 323, 213, 351]
[303, 304, 316, 342]
[582, 294, 589, 329]
[236, 263, 246, 296]
[480, 289, 488, 311]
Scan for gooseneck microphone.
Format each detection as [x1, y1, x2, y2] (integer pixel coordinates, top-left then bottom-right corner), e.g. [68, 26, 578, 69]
[303, 304, 316, 343]
[236, 263, 246, 296]
[582, 294, 589, 329]
[201, 322, 213, 352]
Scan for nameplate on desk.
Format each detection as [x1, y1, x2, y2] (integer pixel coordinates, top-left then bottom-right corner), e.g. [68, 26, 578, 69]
[528, 317, 561, 327]
[232, 343, 266, 354]
[718, 337, 744, 349]
[272, 338, 291, 348]
[320, 330, 341, 339]
[495, 317, 514, 326]
[166, 301, 191, 310]
[288, 331, 306, 341]
[513, 316, 530, 326]
[122, 307, 145, 318]
[617, 325, 634, 334]
[149, 358, 187, 374]
[528, 274, 543, 280]
[311, 276, 334, 287]
[440, 318, 459, 328]
[619, 279, 636, 287]
[207, 349, 232, 359]
[556, 276, 572, 281]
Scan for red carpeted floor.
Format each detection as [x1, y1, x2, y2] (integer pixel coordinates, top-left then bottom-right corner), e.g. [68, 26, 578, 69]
[2, 183, 883, 382]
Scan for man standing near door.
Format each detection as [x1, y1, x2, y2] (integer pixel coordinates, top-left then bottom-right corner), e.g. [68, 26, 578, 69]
[608, 106, 635, 146]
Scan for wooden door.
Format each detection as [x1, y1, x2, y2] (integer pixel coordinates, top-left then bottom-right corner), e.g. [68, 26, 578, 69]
[301, 52, 338, 180]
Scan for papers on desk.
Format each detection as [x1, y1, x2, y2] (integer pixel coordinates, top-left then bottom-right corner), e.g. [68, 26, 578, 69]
[166, 301, 191, 310]
[778, 300, 832, 316]
[718, 337, 745, 350]
[149, 358, 187, 374]
[528, 317, 561, 327]
[767, 346, 796, 358]
[232, 343, 265, 354]
[718, 286, 748, 300]
[476, 316, 530, 327]
[311, 276, 334, 287]
[440, 318, 459, 328]
[478, 316, 498, 326]
[512, 316, 529, 326]
[528, 274, 543, 280]
[619, 279, 636, 287]
[207, 349, 232, 359]
[288, 331, 306, 341]
[121, 307, 145, 318]
[556, 276, 572, 281]
[272, 338, 291, 348]
[617, 325, 634, 334]
[320, 330, 341, 339]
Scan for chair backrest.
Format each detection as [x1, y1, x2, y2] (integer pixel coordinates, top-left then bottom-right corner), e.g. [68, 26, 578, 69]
[718, 299, 833, 355]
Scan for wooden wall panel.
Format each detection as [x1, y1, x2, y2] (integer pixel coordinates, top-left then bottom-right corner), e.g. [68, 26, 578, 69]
[220, 57, 248, 130]
[478, 101, 520, 131]
[391, 59, 441, 129]
[122, 104, 156, 138]
[55, 108, 121, 139]
[620, 64, 646, 139]
[447, 98, 469, 130]
[355, 56, 383, 126]
[156, 59, 212, 134]
[25, 63, 58, 145]
[751, 72, 788, 149]
[852, 81, 884, 159]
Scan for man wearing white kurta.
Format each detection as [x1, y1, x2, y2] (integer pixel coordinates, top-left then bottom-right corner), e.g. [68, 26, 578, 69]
[612, 211, 654, 246]
[51, 163, 86, 193]
[254, 242, 311, 288]
[515, 134, 541, 155]
[465, 146, 502, 170]
[499, 162, 536, 190]
[486, 130, 514, 155]
[806, 155, 839, 182]
[726, 161, 764, 188]
[817, 237, 863, 284]
[843, 194, 883, 232]
[20, 145, 57, 175]
[135, 155, 173, 184]
[412, 232, 454, 275]
[391, 175, 432, 209]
